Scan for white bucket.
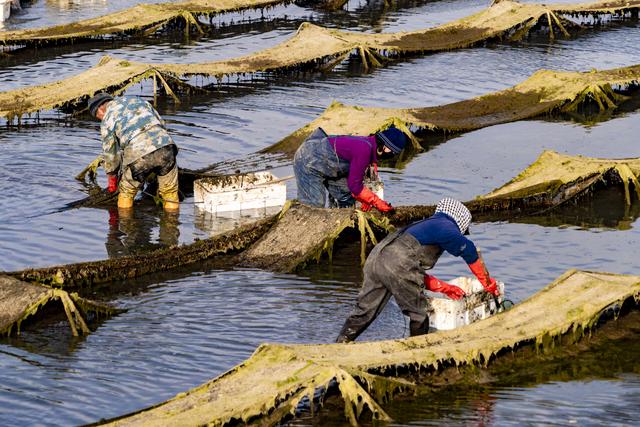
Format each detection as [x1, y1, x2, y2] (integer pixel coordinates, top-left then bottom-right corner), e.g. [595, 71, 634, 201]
[425, 276, 505, 331]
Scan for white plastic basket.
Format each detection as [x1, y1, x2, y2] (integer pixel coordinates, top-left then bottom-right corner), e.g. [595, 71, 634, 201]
[425, 276, 505, 331]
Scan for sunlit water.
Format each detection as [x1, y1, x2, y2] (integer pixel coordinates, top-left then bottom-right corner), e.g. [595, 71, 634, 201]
[1, 0, 639, 425]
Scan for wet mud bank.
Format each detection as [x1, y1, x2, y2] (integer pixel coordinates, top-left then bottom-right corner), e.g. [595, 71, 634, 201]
[0, 0, 295, 48]
[96, 270, 640, 426]
[0, 275, 116, 337]
[9, 151, 640, 292]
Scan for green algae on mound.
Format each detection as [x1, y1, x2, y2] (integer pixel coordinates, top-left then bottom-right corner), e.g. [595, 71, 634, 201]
[0, 275, 116, 337]
[0, 0, 291, 47]
[265, 65, 640, 155]
[1, 0, 639, 121]
[96, 270, 640, 426]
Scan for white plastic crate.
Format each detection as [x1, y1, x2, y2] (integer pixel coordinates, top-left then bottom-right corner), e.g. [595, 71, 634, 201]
[194, 171, 287, 215]
[425, 276, 505, 331]
[0, 0, 11, 22]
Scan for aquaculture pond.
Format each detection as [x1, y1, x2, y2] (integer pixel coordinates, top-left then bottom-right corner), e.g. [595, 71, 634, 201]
[1, 0, 639, 425]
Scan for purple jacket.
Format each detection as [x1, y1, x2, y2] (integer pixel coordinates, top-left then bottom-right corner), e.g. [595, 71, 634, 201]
[328, 135, 377, 195]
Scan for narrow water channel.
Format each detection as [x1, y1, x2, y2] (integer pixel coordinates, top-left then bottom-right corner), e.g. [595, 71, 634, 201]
[0, 0, 639, 425]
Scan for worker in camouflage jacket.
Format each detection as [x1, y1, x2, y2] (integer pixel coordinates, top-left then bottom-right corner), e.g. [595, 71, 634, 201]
[336, 198, 500, 343]
[88, 93, 179, 211]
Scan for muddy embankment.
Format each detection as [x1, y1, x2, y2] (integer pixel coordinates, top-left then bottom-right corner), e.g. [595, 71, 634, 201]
[3, 150, 639, 338]
[13, 150, 640, 287]
[96, 269, 640, 426]
[0, 275, 117, 337]
[295, 306, 640, 424]
[0, 0, 295, 48]
[1, 0, 639, 121]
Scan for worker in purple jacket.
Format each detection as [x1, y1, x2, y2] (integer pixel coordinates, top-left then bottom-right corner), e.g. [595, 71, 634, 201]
[293, 125, 408, 212]
[336, 198, 500, 343]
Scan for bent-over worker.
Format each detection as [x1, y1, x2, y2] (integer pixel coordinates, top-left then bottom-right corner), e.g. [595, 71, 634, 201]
[293, 125, 408, 212]
[336, 198, 500, 343]
[88, 93, 180, 211]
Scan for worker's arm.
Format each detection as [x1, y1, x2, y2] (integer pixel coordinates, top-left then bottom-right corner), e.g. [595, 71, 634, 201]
[467, 252, 500, 296]
[439, 231, 499, 297]
[424, 274, 466, 300]
[101, 121, 121, 175]
[332, 136, 393, 212]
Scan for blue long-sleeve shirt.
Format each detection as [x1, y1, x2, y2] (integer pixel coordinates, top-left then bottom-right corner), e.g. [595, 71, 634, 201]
[405, 212, 479, 264]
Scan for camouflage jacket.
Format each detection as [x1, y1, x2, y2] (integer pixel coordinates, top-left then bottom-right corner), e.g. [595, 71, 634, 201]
[101, 96, 175, 174]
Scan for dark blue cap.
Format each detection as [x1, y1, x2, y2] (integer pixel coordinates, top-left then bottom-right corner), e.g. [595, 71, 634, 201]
[376, 126, 408, 154]
[88, 93, 114, 117]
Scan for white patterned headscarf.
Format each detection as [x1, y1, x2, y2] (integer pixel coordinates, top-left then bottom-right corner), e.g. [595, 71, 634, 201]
[435, 198, 472, 234]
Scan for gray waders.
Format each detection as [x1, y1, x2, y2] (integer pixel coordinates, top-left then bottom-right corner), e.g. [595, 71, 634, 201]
[336, 230, 443, 342]
[293, 127, 372, 208]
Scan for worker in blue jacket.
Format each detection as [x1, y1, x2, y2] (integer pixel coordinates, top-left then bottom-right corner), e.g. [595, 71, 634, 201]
[336, 198, 500, 343]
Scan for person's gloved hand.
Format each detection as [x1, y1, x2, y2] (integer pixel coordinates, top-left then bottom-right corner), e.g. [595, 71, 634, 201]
[353, 187, 394, 213]
[424, 275, 466, 300]
[359, 201, 373, 212]
[468, 258, 500, 297]
[483, 277, 499, 296]
[107, 173, 119, 193]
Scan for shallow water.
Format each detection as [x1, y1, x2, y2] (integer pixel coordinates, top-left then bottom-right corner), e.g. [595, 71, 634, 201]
[1, 0, 640, 425]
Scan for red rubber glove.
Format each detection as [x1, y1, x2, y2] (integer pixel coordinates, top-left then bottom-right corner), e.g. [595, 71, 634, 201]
[424, 275, 466, 300]
[107, 173, 119, 193]
[359, 201, 373, 212]
[468, 258, 500, 297]
[352, 187, 394, 213]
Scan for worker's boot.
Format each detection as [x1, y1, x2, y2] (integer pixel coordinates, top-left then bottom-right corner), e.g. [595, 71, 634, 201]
[335, 322, 361, 344]
[161, 191, 179, 211]
[409, 317, 429, 337]
[117, 193, 134, 210]
[158, 167, 179, 212]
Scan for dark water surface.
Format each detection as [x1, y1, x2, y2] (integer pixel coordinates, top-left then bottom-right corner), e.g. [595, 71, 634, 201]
[1, 0, 639, 425]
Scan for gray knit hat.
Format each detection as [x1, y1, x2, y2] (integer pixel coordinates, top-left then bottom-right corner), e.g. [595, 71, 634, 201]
[435, 198, 472, 234]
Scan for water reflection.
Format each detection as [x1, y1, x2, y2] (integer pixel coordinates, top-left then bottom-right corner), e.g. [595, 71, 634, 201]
[193, 205, 282, 236]
[44, 0, 107, 11]
[510, 186, 640, 230]
[104, 206, 180, 258]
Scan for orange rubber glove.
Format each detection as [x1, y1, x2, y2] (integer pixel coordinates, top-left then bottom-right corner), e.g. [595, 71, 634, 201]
[107, 173, 119, 193]
[468, 257, 500, 297]
[352, 187, 394, 213]
[424, 275, 466, 300]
